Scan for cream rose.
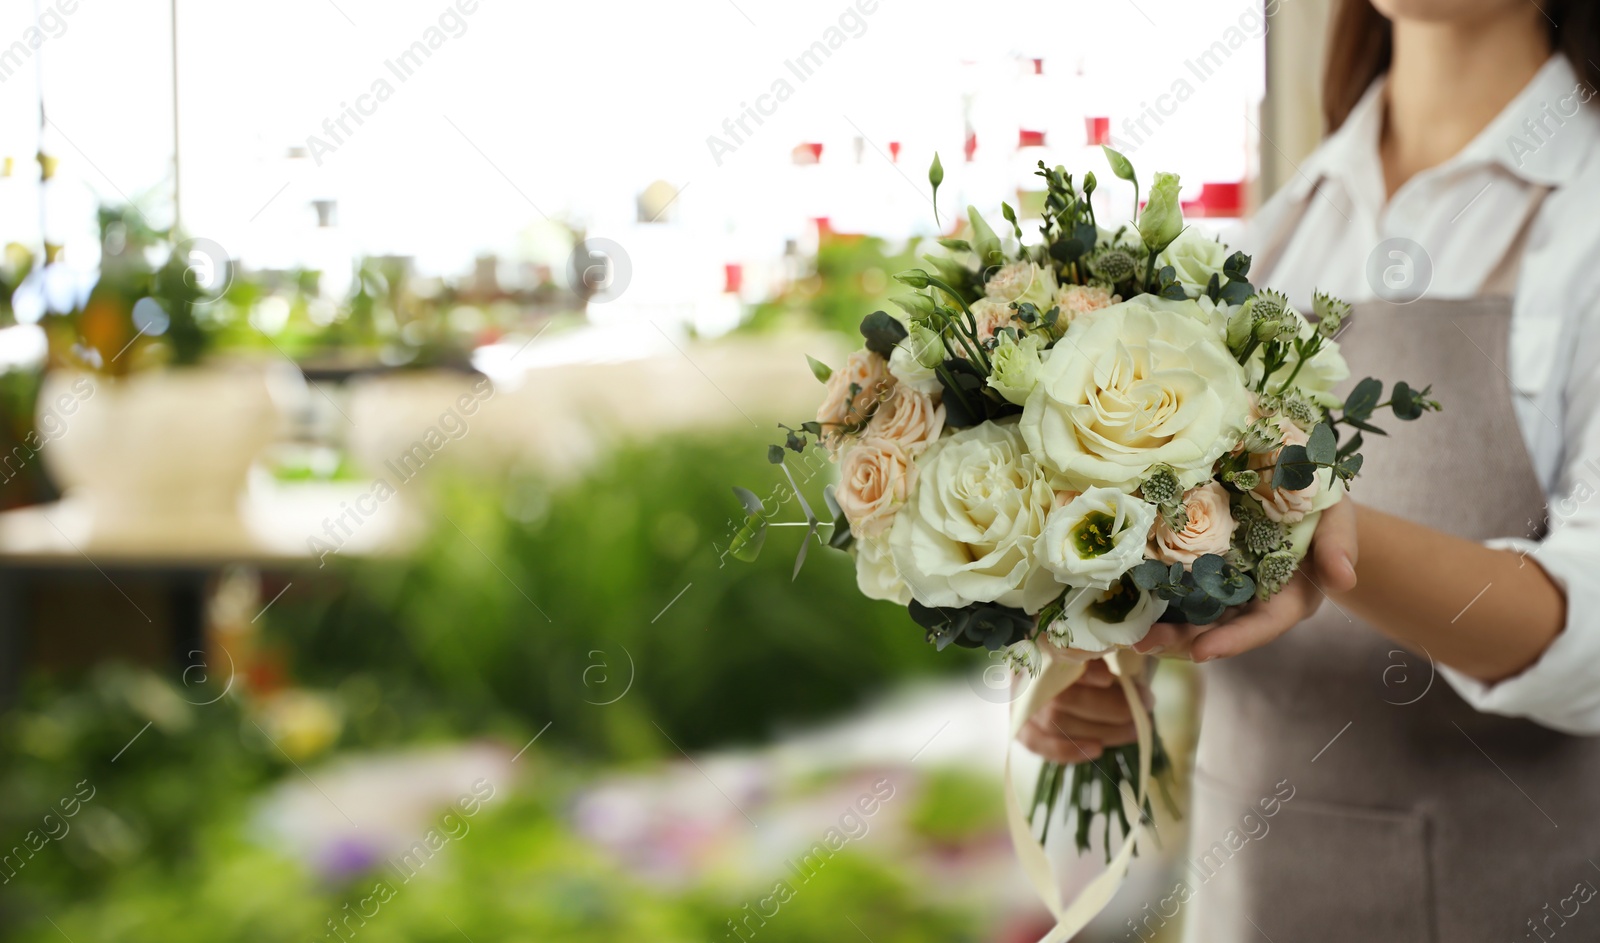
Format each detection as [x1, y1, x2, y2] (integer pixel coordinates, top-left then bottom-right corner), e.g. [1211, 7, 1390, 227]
[984, 261, 1058, 310]
[888, 421, 1060, 613]
[854, 532, 911, 604]
[1038, 486, 1157, 589]
[1156, 228, 1230, 298]
[835, 436, 914, 537]
[1149, 482, 1238, 565]
[865, 384, 945, 452]
[817, 350, 892, 433]
[1019, 297, 1252, 491]
[1047, 582, 1167, 653]
[1053, 284, 1119, 324]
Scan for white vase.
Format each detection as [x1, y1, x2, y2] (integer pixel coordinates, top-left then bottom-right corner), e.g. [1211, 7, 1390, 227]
[38, 366, 279, 551]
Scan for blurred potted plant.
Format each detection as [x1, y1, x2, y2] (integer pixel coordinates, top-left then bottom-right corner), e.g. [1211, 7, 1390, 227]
[36, 208, 279, 548]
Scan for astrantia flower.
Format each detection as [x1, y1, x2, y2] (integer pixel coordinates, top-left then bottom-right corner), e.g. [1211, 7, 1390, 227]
[1246, 309, 1351, 408]
[1038, 487, 1157, 589]
[984, 261, 1058, 310]
[1019, 296, 1252, 491]
[888, 421, 1060, 613]
[1047, 580, 1167, 653]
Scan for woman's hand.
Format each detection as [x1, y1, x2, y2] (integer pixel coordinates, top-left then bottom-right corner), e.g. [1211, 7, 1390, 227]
[1131, 498, 1361, 662]
[1016, 659, 1153, 763]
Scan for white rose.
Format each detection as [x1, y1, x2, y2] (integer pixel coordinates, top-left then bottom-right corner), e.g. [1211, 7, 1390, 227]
[854, 532, 911, 604]
[1048, 582, 1168, 653]
[1038, 486, 1157, 589]
[888, 421, 1060, 613]
[984, 261, 1058, 310]
[1019, 296, 1252, 491]
[1156, 228, 1230, 298]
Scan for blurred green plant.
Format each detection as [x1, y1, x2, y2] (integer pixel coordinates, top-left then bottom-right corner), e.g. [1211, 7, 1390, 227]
[742, 233, 924, 337]
[266, 430, 970, 759]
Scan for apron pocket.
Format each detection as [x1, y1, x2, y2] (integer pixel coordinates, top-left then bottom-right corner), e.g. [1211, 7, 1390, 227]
[1183, 771, 1435, 943]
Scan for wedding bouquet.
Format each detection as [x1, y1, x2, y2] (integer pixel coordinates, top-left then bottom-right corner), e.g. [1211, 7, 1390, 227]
[733, 148, 1436, 932]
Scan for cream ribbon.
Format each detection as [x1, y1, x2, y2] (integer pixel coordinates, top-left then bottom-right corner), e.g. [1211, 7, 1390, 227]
[1004, 648, 1153, 942]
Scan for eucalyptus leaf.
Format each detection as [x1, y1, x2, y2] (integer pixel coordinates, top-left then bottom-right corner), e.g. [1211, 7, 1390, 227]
[1219, 279, 1254, 306]
[1343, 377, 1383, 421]
[1273, 444, 1318, 492]
[1391, 380, 1425, 420]
[767, 444, 785, 465]
[728, 515, 767, 563]
[732, 487, 765, 516]
[1306, 422, 1337, 464]
[859, 310, 909, 357]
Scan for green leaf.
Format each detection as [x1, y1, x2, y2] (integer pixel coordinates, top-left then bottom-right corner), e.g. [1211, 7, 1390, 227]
[859, 310, 909, 357]
[732, 486, 765, 516]
[1205, 271, 1222, 303]
[824, 485, 854, 551]
[1336, 430, 1363, 461]
[1222, 251, 1252, 281]
[1191, 553, 1254, 607]
[1219, 279, 1254, 306]
[1130, 559, 1170, 592]
[1391, 380, 1426, 420]
[799, 420, 823, 437]
[937, 238, 973, 252]
[1333, 453, 1365, 481]
[1343, 416, 1389, 435]
[1343, 377, 1383, 421]
[967, 206, 1002, 266]
[1273, 444, 1318, 491]
[1305, 422, 1337, 464]
[767, 444, 786, 465]
[806, 355, 832, 383]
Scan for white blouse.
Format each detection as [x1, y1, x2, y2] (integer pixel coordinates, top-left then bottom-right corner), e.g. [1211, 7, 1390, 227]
[1240, 54, 1600, 734]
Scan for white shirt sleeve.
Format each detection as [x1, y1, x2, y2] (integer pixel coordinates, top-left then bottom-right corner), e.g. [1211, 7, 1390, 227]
[1438, 299, 1600, 734]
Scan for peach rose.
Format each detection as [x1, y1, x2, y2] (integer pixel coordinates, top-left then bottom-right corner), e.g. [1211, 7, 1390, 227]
[865, 384, 945, 452]
[1053, 284, 1119, 324]
[1249, 417, 1316, 522]
[817, 350, 893, 434]
[1149, 482, 1238, 565]
[835, 436, 914, 538]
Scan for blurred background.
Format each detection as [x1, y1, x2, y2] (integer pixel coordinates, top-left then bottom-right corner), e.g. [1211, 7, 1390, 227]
[0, 0, 1330, 939]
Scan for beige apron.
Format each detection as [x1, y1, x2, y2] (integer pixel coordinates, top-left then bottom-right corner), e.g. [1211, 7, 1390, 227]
[1185, 188, 1600, 942]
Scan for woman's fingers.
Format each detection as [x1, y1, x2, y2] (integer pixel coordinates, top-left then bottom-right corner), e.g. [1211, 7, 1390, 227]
[1189, 579, 1318, 662]
[1313, 498, 1360, 593]
[1017, 724, 1103, 763]
[1048, 683, 1145, 724]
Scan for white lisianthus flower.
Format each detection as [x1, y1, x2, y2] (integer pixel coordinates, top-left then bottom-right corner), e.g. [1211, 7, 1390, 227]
[1047, 582, 1168, 653]
[1038, 487, 1157, 589]
[854, 532, 911, 605]
[1155, 228, 1230, 298]
[984, 261, 1058, 310]
[1247, 310, 1351, 408]
[987, 332, 1046, 405]
[1020, 297, 1252, 491]
[888, 421, 1060, 613]
[889, 323, 945, 394]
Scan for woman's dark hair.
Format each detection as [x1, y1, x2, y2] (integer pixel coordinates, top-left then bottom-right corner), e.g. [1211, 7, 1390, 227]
[1322, 0, 1600, 132]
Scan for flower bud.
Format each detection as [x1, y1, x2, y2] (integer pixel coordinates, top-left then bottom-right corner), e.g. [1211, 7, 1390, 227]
[890, 292, 935, 322]
[1137, 172, 1184, 254]
[906, 321, 947, 369]
[894, 269, 931, 289]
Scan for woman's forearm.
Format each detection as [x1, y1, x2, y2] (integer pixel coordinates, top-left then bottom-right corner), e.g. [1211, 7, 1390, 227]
[1333, 503, 1565, 683]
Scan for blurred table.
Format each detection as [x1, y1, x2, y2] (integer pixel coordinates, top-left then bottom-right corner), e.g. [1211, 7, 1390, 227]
[0, 484, 422, 706]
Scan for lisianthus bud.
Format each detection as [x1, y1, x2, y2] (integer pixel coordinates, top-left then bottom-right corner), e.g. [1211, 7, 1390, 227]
[986, 331, 1045, 405]
[1137, 172, 1184, 254]
[906, 321, 946, 369]
[894, 269, 932, 289]
[890, 292, 936, 322]
[967, 205, 1003, 266]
